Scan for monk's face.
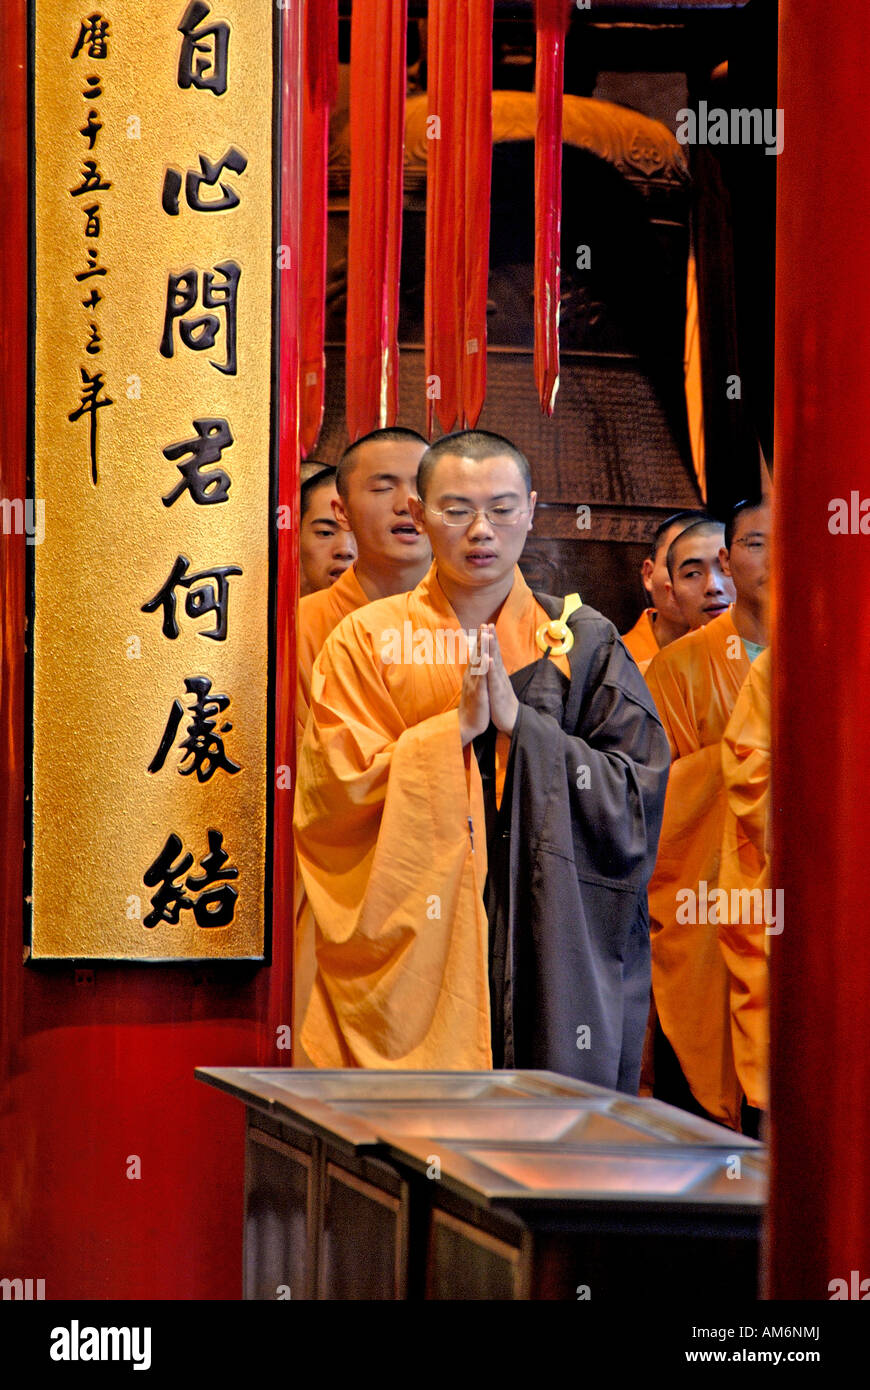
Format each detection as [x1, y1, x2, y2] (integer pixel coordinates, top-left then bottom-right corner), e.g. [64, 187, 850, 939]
[720, 502, 771, 608]
[410, 453, 536, 590]
[335, 438, 430, 569]
[642, 520, 695, 625]
[299, 479, 357, 595]
[667, 530, 735, 628]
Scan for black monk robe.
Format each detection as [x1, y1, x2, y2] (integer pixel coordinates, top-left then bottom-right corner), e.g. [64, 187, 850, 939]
[482, 596, 670, 1091]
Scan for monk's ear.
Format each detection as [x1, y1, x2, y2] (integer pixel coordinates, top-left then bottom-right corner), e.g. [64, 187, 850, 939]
[719, 544, 733, 577]
[527, 491, 537, 529]
[332, 494, 353, 533]
[640, 556, 654, 594]
[407, 495, 426, 531]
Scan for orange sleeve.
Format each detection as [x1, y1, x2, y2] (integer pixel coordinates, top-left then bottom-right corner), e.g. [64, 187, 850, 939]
[293, 617, 492, 1070]
[718, 651, 772, 1110]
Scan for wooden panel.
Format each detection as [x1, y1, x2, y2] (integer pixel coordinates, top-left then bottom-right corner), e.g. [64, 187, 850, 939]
[244, 1126, 314, 1301]
[318, 1160, 409, 1300]
[426, 1209, 528, 1301]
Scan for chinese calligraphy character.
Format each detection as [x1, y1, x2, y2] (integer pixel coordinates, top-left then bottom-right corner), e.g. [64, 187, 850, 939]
[177, 2, 229, 97]
[82, 74, 102, 99]
[81, 287, 102, 309]
[159, 261, 240, 375]
[143, 829, 238, 929]
[162, 418, 233, 507]
[79, 109, 103, 150]
[70, 159, 111, 198]
[68, 366, 113, 485]
[162, 147, 248, 216]
[74, 246, 108, 282]
[141, 553, 242, 641]
[82, 203, 101, 236]
[184, 828, 239, 927]
[71, 13, 110, 60]
[85, 323, 102, 355]
[148, 676, 241, 782]
[143, 834, 193, 926]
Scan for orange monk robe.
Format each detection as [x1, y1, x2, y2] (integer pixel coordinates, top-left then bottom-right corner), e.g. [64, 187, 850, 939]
[296, 563, 371, 745]
[719, 646, 772, 1112]
[622, 607, 659, 669]
[622, 604, 662, 1094]
[293, 563, 371, 1061]
[644, 609, 750, 1128]
[293, 565, 574, 1070]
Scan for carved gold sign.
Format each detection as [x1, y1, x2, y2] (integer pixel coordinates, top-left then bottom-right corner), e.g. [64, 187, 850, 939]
[29, 1, 277, 959]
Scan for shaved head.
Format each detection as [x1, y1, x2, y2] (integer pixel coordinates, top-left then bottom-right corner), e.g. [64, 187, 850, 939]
[634, 508, 716, 648]
[299, 464, 338, 522]
[330, 427, 431, 590]
[337, 427, 427, 500]
[724, 496, 768, 551]
[666, 519, 735, 629]
[721, 495, 771, 633]
[667, 519, 727, 580]
[416, 430, 532, 501]
[648, 509, 714, 563]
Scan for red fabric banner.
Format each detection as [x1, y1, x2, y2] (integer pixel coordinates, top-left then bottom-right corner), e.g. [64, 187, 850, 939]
[300, 0, 338, 457]
[346, 0, 408, 440]
[426, 0, 493, 436]
[463, 1, 494, 429]
[534, 0, 572, 416]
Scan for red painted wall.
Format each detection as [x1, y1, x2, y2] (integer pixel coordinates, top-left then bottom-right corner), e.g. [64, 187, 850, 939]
[0, 1, 299, 1299]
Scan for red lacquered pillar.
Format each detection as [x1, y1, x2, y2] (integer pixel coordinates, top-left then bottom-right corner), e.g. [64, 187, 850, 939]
[268, 0, 303, 1060]
[0, 3, 302, 1298]
[768, 1, 870, 1297]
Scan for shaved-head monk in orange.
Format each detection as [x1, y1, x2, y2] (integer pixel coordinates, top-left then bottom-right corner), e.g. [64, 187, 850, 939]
[298, 464, 357, 597]
[293, 428, 431, 1058]
[634, 516, 733, 1095]
[622, 509, 714, 671]
[294, 431, 669, 1076]
[665, 517, 735, 632]
[296, 427, 431, 743]
[644, 498, 770, 1130]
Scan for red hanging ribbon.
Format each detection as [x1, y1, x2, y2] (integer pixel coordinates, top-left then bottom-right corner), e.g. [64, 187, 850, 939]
[534, 0, 572, 416]
[462, 0, 494, 429]
[426, 0, 493, 436]
[426, 0, 462, 436]
[346, 0, 408, 440]
[299, 0, 338, 457]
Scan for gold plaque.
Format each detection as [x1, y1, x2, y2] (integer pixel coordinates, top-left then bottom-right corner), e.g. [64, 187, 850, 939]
[28, 1, 278, 959]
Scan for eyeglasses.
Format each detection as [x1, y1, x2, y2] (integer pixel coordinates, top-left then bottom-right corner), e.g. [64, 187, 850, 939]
[422, 503, 529, 528]
[731, 537, 769, 552]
